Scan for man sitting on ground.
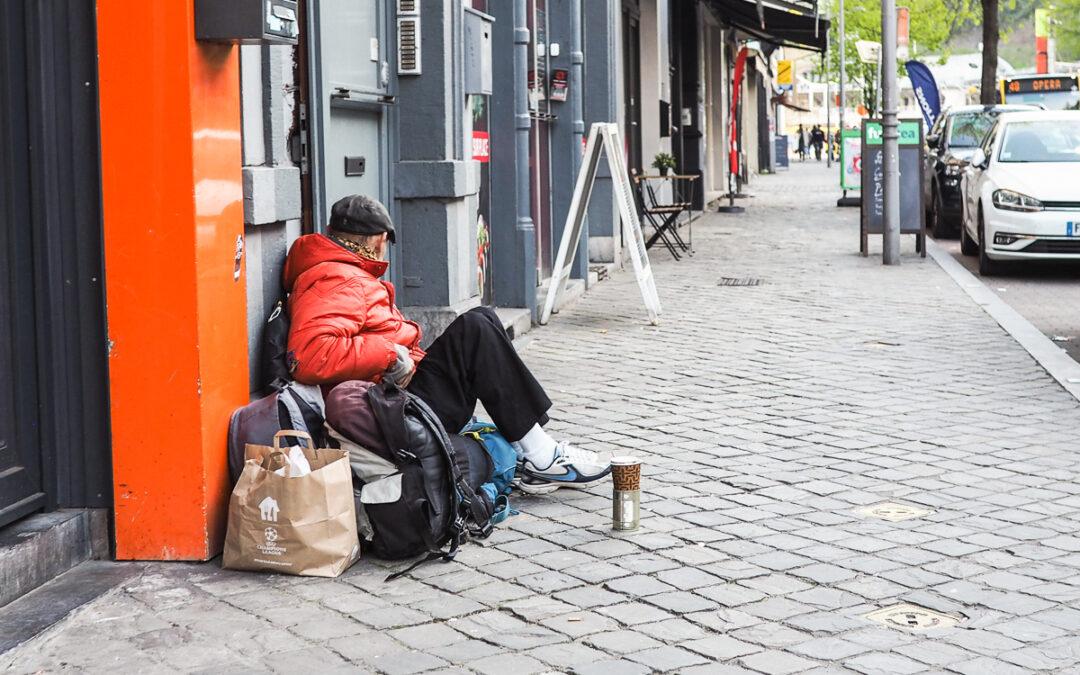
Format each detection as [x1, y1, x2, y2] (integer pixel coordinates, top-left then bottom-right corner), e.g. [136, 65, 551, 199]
[283, 194, 611, 494]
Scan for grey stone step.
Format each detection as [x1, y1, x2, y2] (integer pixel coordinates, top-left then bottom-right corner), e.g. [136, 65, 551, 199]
[0, 509, 109, 609]
[0, 560, 141, 654]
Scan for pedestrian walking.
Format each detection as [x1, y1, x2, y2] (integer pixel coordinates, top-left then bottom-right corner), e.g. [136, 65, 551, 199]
[796, 124, 807, 161]
[810, 125, 825, 161]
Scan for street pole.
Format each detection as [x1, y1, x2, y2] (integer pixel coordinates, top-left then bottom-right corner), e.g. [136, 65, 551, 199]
[838, 0, 845, 153]
[881, 0, 900, 264]
[838, 0, 850, 202]
[514, 0, 538, 314]
[825, 47, 832, 168]
[569, 0, 586, 284]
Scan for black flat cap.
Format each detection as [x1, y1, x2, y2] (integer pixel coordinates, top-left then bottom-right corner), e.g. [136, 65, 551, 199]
[328, 195, 396, 243]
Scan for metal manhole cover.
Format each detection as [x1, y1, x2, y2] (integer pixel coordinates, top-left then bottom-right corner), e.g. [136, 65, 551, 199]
[864, 604, 960, 631]
[718, 277, 763, 287]
[857, 502, 934, 522]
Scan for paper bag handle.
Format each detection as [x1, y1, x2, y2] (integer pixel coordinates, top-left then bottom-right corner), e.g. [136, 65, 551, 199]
[262, 450, 291, 476]
[272, 430, 313, 451]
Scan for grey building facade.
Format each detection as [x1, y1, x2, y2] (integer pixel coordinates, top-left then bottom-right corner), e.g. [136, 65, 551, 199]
[239, 0, 624, 395]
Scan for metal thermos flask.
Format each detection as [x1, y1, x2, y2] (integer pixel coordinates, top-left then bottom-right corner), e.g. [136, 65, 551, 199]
[611, 457, 641, 531]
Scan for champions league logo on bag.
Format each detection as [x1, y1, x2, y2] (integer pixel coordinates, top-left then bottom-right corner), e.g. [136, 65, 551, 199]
[257, 525, 287, 558]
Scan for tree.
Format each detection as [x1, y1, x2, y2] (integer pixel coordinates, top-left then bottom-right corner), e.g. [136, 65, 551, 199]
[1055, 0, 1080, 61]
[980, 0, 999, 104]
[823, 0, 978, 116]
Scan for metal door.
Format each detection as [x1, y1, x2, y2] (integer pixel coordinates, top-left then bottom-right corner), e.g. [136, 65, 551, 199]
[0, 167, 45, 525]
[0, 2, 45, 525]
[0, 0, 110, 527]
[308, 0, 391, 227]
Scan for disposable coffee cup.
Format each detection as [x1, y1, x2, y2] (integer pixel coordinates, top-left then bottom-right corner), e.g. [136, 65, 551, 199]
[611, 456, 641, 492]
[611, 456, 641, 531]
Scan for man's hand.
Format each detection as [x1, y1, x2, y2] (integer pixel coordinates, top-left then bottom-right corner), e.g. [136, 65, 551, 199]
[385, 343, 415, 387]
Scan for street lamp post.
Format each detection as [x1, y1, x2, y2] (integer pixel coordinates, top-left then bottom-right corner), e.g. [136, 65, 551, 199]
[838, 0, 845, 156]
[881, 0, 900, 264]
[825, 40, 832, 168]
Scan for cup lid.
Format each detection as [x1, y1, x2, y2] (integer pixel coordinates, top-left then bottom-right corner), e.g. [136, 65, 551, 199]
[610, 456, 641, 466]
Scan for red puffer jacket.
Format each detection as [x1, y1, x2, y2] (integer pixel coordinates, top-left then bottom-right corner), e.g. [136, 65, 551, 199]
[283, 234, 425, 385]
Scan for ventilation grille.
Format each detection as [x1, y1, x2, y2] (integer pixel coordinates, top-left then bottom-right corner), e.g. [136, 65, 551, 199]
[718, 277, 763, 287]
[398, 0, 418, 14]
[397, 16, 421, 75]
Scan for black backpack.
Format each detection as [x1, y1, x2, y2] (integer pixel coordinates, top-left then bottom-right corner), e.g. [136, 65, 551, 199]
[329, 380, 498, 578]
[261, 299, 293, 391]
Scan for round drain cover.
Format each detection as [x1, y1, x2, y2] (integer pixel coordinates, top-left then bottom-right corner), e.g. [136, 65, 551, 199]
[857, 501, 934, 522]
[864, 603, 960, 631]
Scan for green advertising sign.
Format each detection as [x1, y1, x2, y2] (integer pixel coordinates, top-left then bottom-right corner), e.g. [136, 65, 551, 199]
[863, 121, 920, 146]
[839, 128, 862, 191]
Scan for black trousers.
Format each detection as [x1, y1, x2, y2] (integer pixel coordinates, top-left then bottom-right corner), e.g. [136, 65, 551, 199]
[408, 307, 551, 442]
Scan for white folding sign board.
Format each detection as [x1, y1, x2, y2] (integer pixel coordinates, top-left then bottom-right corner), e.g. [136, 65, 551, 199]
[540, 123, 661, 326]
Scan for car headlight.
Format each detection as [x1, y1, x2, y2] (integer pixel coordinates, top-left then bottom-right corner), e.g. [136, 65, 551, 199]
[944, 163, 963, 176]
[992, 189, 1043, 212]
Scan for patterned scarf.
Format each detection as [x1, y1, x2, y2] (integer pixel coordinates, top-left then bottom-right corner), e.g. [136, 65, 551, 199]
[330, 233, 381, 261]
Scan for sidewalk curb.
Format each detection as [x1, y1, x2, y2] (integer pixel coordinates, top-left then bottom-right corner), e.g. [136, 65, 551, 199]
[926, 238, 1080, 404]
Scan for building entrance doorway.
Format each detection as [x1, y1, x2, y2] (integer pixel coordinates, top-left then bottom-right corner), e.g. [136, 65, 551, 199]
[528, 0, 554, 281]
[0, 0, 110, 528]
[306, 0, 392, 249]
[622, 3, 643, 174]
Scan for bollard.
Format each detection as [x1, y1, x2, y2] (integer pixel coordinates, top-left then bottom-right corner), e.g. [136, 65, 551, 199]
[611, 456, 641, 531]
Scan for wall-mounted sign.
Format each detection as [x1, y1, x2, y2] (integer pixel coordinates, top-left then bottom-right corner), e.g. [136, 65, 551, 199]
[471, 130, 490, 162]
[549, 68, 569, 102]
[776, 59, 793, 91]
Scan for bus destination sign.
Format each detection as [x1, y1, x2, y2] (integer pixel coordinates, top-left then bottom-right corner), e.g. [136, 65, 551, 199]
[1007, 76, 1076, 94]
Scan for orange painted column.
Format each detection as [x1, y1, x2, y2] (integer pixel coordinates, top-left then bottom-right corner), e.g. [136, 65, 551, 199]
[97, 1, 249, 559]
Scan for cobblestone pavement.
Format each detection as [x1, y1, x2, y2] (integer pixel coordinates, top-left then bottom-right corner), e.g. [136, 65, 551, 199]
[933, 236, 1080, 365]
[7, 162, 1080, 674]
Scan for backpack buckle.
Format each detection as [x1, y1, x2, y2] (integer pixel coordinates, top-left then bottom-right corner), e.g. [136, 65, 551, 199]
[472, 521, 494, 539]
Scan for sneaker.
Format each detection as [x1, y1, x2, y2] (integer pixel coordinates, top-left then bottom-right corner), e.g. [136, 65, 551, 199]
[516, 443, 611, 495]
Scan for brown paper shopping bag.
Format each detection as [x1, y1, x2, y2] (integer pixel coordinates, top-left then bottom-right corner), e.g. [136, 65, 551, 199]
[223, 431, 360, 577]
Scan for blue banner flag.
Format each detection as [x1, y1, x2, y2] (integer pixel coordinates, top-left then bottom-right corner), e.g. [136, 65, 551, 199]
[905, 60, 942, 129]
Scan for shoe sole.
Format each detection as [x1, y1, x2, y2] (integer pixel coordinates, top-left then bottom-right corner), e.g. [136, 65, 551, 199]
[515, 475, 610, 495]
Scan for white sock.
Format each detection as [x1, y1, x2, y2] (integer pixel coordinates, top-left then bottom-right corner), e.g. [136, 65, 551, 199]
[513, 424, 558, 468]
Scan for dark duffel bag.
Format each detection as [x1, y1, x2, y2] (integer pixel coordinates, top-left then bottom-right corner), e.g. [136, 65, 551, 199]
[227, 382, 327, 485]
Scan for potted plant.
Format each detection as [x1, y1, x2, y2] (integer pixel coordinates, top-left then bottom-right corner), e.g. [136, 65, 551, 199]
[651, 152, 676, 176]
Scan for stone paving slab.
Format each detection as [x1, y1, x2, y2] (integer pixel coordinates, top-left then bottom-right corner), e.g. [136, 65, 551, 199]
[5, 162, 1080, 673]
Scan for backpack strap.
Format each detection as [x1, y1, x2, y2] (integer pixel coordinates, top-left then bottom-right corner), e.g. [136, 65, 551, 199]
[406, 393, 495, 540]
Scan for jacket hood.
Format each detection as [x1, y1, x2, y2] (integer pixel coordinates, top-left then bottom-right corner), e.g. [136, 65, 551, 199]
[283, 234, 389, 292]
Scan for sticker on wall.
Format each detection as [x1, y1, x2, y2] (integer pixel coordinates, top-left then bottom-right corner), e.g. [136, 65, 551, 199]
[234, 234, 244, 281]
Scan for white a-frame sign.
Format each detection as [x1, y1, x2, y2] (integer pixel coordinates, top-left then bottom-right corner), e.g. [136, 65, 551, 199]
[540, 123, 662, 326]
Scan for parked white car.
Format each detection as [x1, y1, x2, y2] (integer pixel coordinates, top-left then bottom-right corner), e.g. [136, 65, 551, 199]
[959, 110, 1080, 275]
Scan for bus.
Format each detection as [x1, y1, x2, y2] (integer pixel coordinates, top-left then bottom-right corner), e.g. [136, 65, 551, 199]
[998, 74, 1080, 110]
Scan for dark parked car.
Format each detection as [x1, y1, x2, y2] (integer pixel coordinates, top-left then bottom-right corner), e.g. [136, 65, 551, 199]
[924, 104, 1038, 237]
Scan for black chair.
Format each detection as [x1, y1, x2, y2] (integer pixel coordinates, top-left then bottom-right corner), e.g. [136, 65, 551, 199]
[633, 174, 696, 260]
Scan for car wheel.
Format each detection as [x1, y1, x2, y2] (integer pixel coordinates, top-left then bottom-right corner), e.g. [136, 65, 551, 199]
[930, 186, 950, 238]
[960, 216, 978, 255]
[977, 208, 999, 276]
